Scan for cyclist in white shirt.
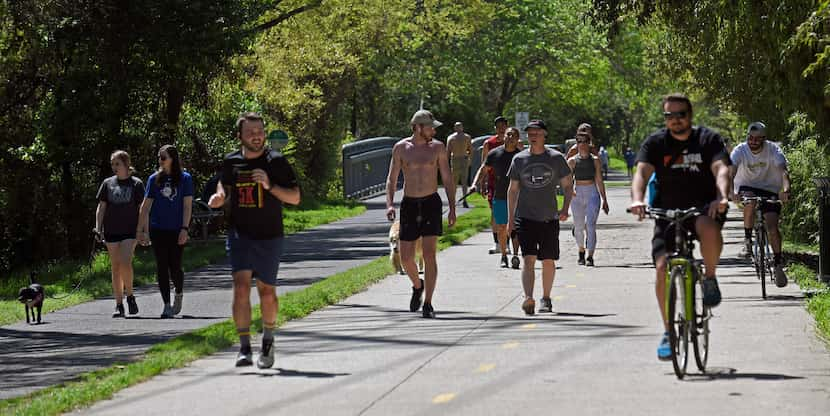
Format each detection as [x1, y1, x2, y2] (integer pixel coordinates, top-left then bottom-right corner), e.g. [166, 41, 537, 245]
[730, 121, 791, 287]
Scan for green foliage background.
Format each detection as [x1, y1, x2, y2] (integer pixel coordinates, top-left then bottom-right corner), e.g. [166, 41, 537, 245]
[1, 0, 828, 274]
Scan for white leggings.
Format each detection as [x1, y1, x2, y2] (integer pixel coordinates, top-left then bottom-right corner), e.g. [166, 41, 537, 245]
[571, 184, 601, 251]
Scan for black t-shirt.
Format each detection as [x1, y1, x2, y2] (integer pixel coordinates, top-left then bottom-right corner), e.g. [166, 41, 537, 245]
[221, 149, 298, 239]
[96, 176, 145, 236]
[485, 145, 520, 200]
[636, 127, 729, 209]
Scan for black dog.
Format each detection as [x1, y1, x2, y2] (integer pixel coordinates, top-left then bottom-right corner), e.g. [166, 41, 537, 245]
[18, 272, 45, 324]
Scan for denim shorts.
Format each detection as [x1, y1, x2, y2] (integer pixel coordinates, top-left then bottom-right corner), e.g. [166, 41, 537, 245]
[226, 229, 284, 286]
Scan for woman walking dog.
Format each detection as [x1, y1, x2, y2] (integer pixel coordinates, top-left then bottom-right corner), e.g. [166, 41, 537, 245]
[567, 131, 609, 266]
[95, 150, 145, 318]
[138, 145, 193, 318]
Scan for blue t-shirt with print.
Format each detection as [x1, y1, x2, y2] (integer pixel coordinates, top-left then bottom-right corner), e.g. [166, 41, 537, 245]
[145, 171, 194, 230]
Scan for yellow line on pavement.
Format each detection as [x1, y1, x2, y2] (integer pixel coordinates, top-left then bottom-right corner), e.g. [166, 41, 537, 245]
[566, 284, 577, 288]
[502, 341, 520, 349]
[521, 323, 537, 329]
[433, 393, 456, 403]
[476, 363, 496, 373]
[554, 296, 564, 301]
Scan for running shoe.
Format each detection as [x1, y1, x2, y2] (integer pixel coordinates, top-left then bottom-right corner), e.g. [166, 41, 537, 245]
[538, 297, 553, 313]
[172, 292, 183, 315]
[500, 255, 509, 268]
[657, 332, 672, 361]
[701, 277, 722, 307]
[236, 348, 253, 367]
[257, 341, 275, 369]
[586, 256, 595, 267]
[160, 303, 173, 319]
[410, 279, 424, 312]
[739, 239, 752, 258]
[112, 303, 125, 318]
[488, 244, 500, 255]
[422, 302, 436, 319]
[511, 255, 520, 269]
[521, 297, 536, 315]
[774, 264, 788, 288]
[126, 295, 138, 315]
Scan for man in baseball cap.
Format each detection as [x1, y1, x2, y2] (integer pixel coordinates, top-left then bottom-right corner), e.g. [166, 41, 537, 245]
[410, 109, 443, 128]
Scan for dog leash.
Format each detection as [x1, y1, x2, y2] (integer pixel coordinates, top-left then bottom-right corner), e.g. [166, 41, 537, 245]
[442, 188, 477, 215]
[48, 232, 102, 300]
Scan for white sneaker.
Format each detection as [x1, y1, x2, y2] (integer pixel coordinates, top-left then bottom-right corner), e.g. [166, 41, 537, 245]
[739, 239, 752, 258]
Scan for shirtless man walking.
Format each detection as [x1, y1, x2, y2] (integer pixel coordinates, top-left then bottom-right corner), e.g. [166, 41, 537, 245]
[446, 122, 473, 208]
[386, 109, 457, 318]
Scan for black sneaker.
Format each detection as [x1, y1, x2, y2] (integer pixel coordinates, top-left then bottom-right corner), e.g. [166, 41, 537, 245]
[236, 347, 253, 367]
[500, 255, 509, 268]
[578, 251, 586, 266]
[701, 277, 722, 307]
[538, 297, 553, 313]
[126, 295, 138, 315]
[257, 341, 275, 369]
[410, 279, 424, 312]
[112, 303, 125, 318]
[511, 255, 520, 269]
[422, 302, 436, 319]
[586, 257, 594, 267]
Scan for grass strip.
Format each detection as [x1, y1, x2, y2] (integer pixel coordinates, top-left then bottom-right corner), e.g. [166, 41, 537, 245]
[0, 200, 365, 326]
[790, 262, 830, 344]
[0, 194, 491, 416]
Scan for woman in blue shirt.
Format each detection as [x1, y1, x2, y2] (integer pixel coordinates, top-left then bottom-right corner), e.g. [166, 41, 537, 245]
[137, 145, 193, 318]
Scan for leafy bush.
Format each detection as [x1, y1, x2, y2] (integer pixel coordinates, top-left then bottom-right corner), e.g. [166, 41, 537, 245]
[780, 113, 830, 244]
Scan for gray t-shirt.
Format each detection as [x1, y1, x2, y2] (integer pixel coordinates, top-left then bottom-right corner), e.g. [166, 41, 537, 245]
[507, 148, 571, 222]
[96, 175, 145, 236]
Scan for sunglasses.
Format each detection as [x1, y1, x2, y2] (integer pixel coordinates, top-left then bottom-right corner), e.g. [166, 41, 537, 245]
[663, 111, 688, 120]
[576, 139, 590, 144]
[158, 155, 168, 161]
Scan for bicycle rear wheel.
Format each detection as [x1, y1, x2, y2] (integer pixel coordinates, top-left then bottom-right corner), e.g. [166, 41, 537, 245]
[692, 268, 710, 372]
[668, 266, 689, 379]
[757, 227, 767, 299]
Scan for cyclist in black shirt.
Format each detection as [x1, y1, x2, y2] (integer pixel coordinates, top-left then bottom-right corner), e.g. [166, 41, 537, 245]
[209, 112, 300, 369]
[629, 94, 731, 361]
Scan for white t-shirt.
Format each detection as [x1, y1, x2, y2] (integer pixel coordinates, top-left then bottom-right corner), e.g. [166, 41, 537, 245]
[730, 141, 787, 194]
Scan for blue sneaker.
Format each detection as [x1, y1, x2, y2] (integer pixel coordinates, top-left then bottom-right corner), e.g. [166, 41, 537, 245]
[657, 332, 672, 361]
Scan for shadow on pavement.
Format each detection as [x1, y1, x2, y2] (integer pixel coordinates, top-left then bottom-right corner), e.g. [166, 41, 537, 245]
[683, 367, 804, 382]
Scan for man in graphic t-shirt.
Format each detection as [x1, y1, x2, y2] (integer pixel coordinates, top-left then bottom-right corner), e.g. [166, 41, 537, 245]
[506, 120, 573, 316]
[629, 93, 731, 362]
[209, 112, 301, 369]
[730, 121, 790, 287]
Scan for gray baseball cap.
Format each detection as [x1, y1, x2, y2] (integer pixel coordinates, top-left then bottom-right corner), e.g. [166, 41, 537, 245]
[747, 121, 766, 136]
[410, 109, 442, 128]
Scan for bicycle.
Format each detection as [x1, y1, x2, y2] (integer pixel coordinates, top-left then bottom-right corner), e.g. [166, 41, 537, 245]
[740, 196, 782, 299]
[636, 206, 712, 379]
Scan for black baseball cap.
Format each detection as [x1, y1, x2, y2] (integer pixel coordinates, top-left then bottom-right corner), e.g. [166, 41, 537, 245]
[493, 116, 508, 125]
[524, 119, 547, 131]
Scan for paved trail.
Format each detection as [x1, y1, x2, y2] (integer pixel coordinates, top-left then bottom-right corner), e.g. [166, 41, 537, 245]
[84, 186, 830, 416]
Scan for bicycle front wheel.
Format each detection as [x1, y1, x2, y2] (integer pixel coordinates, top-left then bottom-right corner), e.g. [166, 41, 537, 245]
[692, 268, 710, 372]
[668, 266, 689, 379]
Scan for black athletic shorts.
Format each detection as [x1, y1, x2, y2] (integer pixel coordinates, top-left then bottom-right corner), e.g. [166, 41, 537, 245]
[105, 233, 136, 243]
[400, 193, 443, 241]
[651, 204, 726, 263]
[515, 217, 560, 260]
[738, 186, 782, 215]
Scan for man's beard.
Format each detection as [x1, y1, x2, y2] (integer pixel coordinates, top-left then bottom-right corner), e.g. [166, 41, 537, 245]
[243, 141, 264, 153]
[669, 125, 691, 136]
[748, 142, 763, 152]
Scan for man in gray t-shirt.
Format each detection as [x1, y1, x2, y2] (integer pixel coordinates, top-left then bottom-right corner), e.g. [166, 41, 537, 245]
[507, 119, 573, 315]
